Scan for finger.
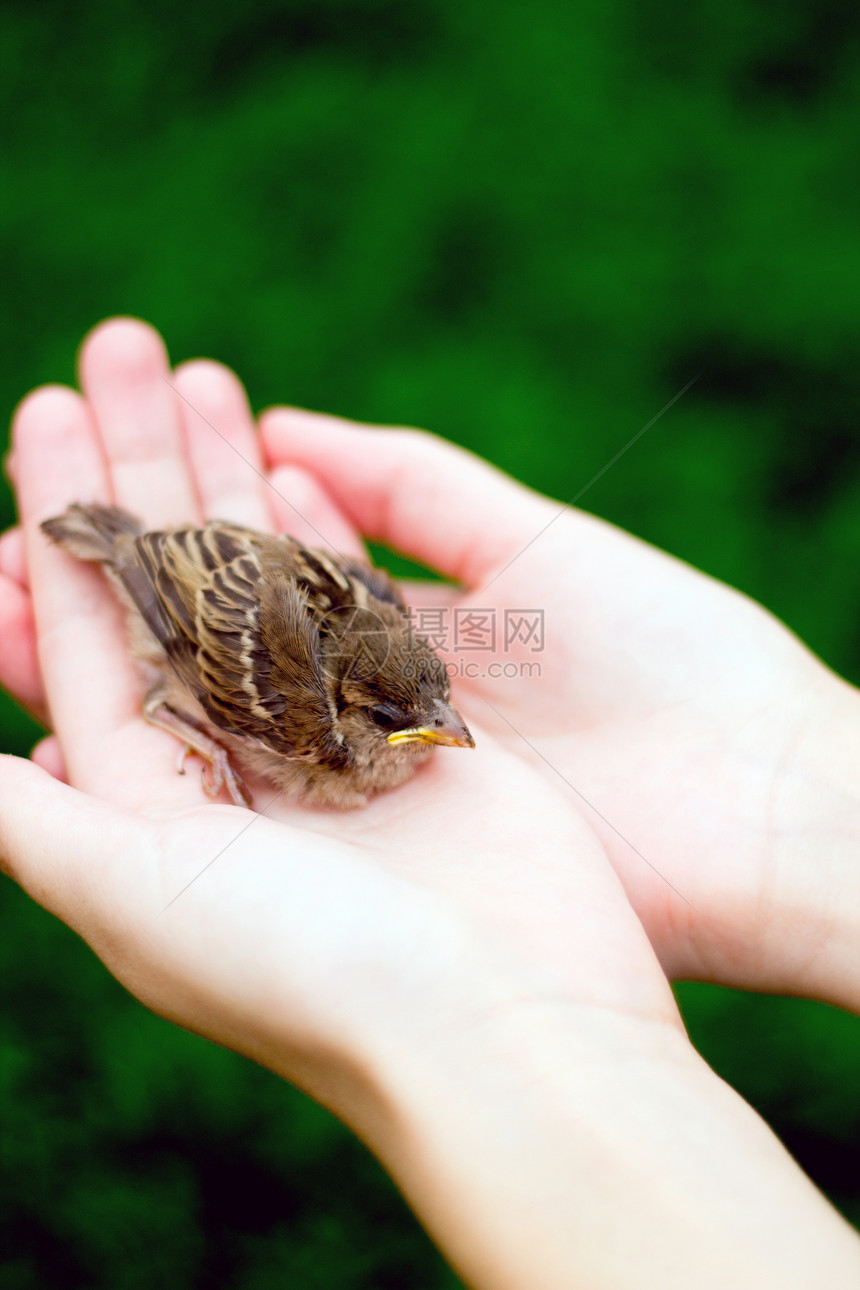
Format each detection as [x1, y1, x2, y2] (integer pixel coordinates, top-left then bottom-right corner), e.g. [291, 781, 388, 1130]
[260, 408, 550, 587]
[0, 526, 27, 588]
[79, 318, 201, 527]
[172, 360, 273, 530]
[12, 384, 141, 770]
[0, 571, 47, 719]
[399, 580, 459, 610]
[31, 735, 66, 781]
[267, 465, 365, 558]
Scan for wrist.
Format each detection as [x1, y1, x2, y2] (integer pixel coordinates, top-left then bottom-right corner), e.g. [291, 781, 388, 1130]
[358, 974, 859, 1290]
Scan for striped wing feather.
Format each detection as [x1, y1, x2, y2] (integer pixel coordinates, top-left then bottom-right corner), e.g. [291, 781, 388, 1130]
[120, 525, 344, 762]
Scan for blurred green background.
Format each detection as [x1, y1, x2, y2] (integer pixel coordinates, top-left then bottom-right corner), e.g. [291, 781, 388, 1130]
[2, 0, 860, 1284]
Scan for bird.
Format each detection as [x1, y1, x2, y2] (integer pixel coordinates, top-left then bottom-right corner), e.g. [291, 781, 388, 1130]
[41, 503, 474, 809]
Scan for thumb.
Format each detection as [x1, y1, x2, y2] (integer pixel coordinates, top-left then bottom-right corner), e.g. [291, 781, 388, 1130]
[0, 755, 145, 928]
[260, 408, 552, 588]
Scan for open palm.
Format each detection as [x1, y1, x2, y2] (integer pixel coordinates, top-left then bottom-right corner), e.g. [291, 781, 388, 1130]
[0, 319, 678, 1092]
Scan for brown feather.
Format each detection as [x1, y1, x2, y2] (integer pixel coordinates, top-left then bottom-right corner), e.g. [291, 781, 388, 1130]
[41, 503, 472, 807]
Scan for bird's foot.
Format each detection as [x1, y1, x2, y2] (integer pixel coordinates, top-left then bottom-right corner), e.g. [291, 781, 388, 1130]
[200, 746, 253, 809]
[143, 694, 252, 808]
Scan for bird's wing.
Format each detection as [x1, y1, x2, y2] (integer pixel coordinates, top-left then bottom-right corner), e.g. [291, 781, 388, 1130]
[331, 554, 406, 611]
[119, 525, 344, 762]
[278, 540, 407, 615]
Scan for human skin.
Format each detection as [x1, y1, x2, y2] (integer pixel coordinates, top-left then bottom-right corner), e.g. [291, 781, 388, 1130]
[6, 322, 860, 1007]
[1, 318, 859, 1287]
[258, 403, 860, 1011]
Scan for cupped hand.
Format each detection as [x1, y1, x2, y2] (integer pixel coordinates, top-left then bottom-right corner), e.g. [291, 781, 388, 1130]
[258, 399, 859, 998]
[0, 318, 678, 1114]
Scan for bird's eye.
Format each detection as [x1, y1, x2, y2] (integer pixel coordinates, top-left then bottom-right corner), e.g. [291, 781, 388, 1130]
[367, 703, 406, 730]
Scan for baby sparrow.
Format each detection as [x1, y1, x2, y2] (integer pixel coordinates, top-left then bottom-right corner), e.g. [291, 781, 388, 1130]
[42, 504, 473, 808]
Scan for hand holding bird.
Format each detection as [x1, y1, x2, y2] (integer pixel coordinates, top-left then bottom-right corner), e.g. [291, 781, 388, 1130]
[3, 316, 858, 1290]
[1, 316, 653, 1052]
[2, 315, 856, 1012]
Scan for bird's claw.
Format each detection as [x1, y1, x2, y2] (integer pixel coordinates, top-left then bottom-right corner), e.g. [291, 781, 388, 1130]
[201, 748, 252, 809]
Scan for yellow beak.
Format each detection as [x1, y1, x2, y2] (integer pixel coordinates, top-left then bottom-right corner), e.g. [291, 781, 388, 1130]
[387, 701, 475, 749]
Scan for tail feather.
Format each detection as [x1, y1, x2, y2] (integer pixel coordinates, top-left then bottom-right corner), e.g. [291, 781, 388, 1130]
[40, 503, 143, 564]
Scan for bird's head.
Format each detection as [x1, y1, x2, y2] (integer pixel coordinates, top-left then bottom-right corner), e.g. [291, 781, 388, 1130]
[319, 604, 474, 764]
